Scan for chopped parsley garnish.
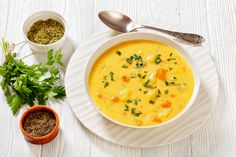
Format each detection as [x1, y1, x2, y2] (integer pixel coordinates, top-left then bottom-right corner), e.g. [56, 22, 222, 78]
[165, 81, 169, 86]
[109, 72, 114, 81]
[167, 58, 176, 61]
[103, 81, 109, 88]
[143, 90, 148, 94]
[126, 56, 133, 64]
[138, 73, 146, 79]
[115, 50, 122, 56]
[124, 104, 129, 111]
[131, 108, 142, 117]
[165, 81, 177, 86]
[154, 54, 162, 64]
[125, 105, 142, 116]
[170, 53, 173, 56]
[165, 90, 169, 94]
[136, 62, 145, 68]
[134, 54, 146, 68]
[122, 64, 128, 68]
[127, 99, 138, 105]
[173, 76, 177, 80]
[143, 80, 150, 87]
[169, 67, 173, 71]
[127, 99, 132, 103]
[143, 80, 156, 88]
[138, 73, 142, 78]
[149, 100, 155, 104]
[124, 54, 146, 68]
[158, 89, 161, 95]
[133, 99, 138, 105]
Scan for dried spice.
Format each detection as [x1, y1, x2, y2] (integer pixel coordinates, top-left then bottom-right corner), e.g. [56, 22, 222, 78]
[27, 19, 65, 45]
[23, 111, 56, 137]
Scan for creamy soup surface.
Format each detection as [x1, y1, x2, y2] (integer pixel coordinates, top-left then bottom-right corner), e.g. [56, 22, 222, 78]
[89, 40, 194, 126]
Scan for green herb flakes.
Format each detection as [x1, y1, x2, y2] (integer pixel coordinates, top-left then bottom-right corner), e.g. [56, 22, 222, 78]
[165, 81, 169, 86]
[165, 90, 169, 94]
[103, 81, 109, 88]
[154, 54, 162, 64]
[27, 19, 65, 45]
[131, 108, 142, 117]
[109, 72, 114, 81]
[149, 100, 155, 104]
[126, 56, 133, 64]
[127, 99, 138, 105]
[125, 54, 146, 68]
[143, 80, 150, 87]
[124, 104, 129, 111]
[115, 50, 122, 56]
[122, 64, 128, 68]
[143, 90, 148, 94]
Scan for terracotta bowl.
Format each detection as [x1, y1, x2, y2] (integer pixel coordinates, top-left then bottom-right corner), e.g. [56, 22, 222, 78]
[19, 105, 60, 144]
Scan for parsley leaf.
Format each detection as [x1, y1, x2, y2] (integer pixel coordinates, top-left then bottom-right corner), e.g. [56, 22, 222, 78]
[122, 64, 128, 68]
[109, 72, 114, 81]
[115, 50, 122, 56]
[154, 54, 162, 64]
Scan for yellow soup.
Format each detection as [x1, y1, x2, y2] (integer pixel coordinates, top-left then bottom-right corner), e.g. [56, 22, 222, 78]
[89, 40, 194, 126]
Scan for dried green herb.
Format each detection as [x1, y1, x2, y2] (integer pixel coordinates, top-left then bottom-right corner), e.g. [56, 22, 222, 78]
[27, 19, 65, 45]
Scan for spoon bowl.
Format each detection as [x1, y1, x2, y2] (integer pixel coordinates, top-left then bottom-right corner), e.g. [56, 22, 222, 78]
[98, 11, 137, 33]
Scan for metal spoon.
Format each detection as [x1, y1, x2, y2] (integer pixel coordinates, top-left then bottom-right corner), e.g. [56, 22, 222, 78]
[98, 11, 205, 44]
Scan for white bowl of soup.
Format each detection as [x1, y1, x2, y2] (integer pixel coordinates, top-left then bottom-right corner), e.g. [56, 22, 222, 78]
[85, 32, 200, 128]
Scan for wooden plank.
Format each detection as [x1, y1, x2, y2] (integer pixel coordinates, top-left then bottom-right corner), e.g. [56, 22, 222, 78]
[0, 0, 42, 157]
[190, 0, 236, 156]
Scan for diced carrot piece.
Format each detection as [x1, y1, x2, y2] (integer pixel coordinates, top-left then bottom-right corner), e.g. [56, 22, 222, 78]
[152, 117, 162, 123]
[156, 68, 167, 81]
[161, 101, 172, 108]
[121, 75, 130, 82]
[110, 95, 119, 102]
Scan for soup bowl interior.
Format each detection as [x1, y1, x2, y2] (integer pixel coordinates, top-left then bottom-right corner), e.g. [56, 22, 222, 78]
[85, 32, 200, 129]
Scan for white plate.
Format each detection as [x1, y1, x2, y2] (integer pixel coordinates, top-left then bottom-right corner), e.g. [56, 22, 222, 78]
[65, 28, 219, 147]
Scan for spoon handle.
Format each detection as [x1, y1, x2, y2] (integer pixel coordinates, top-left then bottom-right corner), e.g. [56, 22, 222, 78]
[142, 25, 205, 44]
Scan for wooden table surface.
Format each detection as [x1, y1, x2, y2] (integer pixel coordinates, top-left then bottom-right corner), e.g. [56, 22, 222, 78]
[0, 0, 235, 157]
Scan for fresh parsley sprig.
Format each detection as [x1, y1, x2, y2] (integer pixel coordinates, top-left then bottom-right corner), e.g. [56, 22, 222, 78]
[0, 39, 66, 115]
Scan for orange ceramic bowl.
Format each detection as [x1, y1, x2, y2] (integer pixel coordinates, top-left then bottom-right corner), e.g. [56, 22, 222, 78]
[20, 105, 60, 144]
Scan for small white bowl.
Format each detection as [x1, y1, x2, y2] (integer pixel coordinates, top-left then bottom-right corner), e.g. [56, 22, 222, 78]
[85, 32, 200, 129]
[23, 10, 67, 53]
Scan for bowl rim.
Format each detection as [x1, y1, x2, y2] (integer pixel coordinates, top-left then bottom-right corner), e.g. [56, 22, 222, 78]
[19, 105, 60, 140]
[22, 10, 68, 48]
[85, 32, 200, 129]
